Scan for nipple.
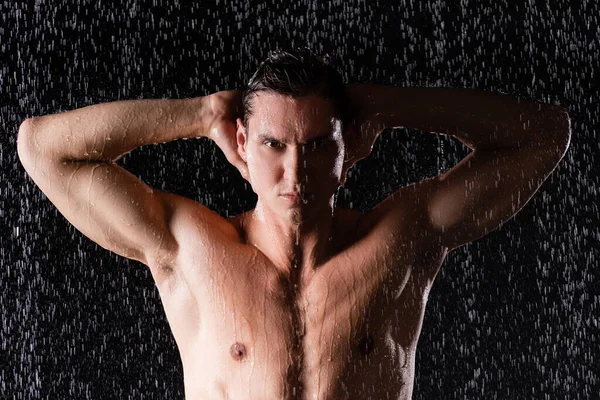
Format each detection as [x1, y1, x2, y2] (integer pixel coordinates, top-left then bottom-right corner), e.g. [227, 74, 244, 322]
[230, 342, 247, 361]
[358, 334, 375, 356]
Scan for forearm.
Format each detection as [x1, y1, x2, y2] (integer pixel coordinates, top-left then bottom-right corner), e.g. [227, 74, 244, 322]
[347, 84, 570, 150]
[18, 96, 207, 163]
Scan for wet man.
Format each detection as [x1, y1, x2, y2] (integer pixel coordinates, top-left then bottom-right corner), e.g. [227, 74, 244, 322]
[17, 49, 570, 399]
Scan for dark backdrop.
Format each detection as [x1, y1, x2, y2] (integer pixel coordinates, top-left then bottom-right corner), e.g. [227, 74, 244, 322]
[2, 0, 598, 399]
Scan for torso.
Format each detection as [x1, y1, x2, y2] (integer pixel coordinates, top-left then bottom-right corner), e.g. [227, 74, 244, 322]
[149, 200, 448, 400]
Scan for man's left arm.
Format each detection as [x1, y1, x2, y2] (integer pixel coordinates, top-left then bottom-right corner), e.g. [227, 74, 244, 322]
[346, 84, 571, 253]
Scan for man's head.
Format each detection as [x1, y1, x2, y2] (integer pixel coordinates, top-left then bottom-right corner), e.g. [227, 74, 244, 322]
[236, 48, 354, 223]
[241, 48, 352, 129]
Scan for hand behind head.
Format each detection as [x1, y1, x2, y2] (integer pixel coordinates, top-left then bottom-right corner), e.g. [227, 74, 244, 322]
[205, 91, 248, 180]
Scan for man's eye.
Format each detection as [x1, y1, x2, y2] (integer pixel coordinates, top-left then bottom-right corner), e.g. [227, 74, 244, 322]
[265, 141, 282, 148]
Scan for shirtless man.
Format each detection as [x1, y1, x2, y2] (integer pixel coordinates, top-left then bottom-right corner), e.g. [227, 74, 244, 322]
[17, 49, 570, 399]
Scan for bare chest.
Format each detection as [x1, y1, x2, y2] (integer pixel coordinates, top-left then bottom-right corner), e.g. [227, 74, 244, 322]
[154, 229, 445, 400]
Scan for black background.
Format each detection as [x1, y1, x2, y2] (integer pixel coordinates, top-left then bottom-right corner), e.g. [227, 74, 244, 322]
[2, 0, 598, 398]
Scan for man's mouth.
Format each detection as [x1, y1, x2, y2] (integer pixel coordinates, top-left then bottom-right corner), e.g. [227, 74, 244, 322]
[281, 192, 311, 203]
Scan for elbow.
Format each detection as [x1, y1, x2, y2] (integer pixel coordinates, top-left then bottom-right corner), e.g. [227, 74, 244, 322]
[18, 117, 35, 137]
[17, 118, 37, 159]
[541, 106, 571, 155]
[17, 117, 49, 165]
[556, 106, 571, 136]
[563, 109, 572, 145]
[18, 117, 42, 137]
[556, 108, 572, 155]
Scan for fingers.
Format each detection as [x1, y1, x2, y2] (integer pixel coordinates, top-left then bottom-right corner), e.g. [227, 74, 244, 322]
[203, 106, 250, 180]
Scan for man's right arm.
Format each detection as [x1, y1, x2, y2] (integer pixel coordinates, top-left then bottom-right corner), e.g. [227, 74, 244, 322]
[16, 96, 218, 275]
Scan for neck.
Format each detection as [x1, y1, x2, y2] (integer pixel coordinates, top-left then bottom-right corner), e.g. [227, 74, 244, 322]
[245, 197, 337, 276]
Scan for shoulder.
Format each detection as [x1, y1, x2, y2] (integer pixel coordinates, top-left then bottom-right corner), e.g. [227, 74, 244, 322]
[357, 180, 447, 278]
[353, 178, 445, 261]
[359, 180, 433, 238]
[161, 191, 243, 241]
[148, 192, 244, 279]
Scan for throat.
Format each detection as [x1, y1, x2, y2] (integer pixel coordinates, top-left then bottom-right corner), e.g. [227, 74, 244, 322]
[231, 206, 362, 288]
[238, 209, 339, 276]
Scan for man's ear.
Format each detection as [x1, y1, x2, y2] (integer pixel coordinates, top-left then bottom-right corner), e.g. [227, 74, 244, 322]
[236, 118, 247, 162]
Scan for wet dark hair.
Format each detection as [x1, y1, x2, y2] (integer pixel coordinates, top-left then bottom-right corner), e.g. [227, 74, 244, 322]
[242, 48, 352, 133]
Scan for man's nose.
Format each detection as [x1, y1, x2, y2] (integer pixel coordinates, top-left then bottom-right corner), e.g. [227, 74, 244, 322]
[283, 146, 310, 187]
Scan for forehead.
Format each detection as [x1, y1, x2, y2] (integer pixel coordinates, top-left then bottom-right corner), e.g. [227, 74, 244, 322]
[248, 93, 340, 138]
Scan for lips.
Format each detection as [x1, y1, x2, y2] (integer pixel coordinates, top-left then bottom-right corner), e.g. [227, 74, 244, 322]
[281, 192, 311, 202]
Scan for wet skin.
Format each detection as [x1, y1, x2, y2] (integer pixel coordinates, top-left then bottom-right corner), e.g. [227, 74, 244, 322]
[18, 85, 569, 400]
[148, 94, 447, 399]
[152, 200, 445, 400]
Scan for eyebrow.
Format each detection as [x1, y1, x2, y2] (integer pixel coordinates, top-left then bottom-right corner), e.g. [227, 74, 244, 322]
[257, 132, 333, 145]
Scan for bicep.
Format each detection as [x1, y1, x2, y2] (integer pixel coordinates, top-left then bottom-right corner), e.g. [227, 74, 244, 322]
[19, 151, 178, 266]
[425, 140, 568, 252]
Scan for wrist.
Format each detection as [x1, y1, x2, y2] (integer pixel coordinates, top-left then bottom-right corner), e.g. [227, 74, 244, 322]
[187, 96, 212, 138]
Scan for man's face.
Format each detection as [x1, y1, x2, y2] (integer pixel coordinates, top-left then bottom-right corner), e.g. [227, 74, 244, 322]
[237, 93, 346, 221]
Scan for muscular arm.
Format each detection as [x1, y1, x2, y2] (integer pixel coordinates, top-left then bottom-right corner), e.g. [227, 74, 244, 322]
[16, 96, 214, 269]
[19, 97, 207, 163]
[347, 84, 571, 252]
[346, 83, 570, 150]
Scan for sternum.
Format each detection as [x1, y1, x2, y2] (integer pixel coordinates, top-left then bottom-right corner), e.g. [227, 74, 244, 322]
[284, 270, 310, 398]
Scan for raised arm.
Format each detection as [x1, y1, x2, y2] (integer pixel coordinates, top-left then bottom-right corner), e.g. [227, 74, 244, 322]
[16, 91, 246, 276]
[346, 84, 571, 253]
